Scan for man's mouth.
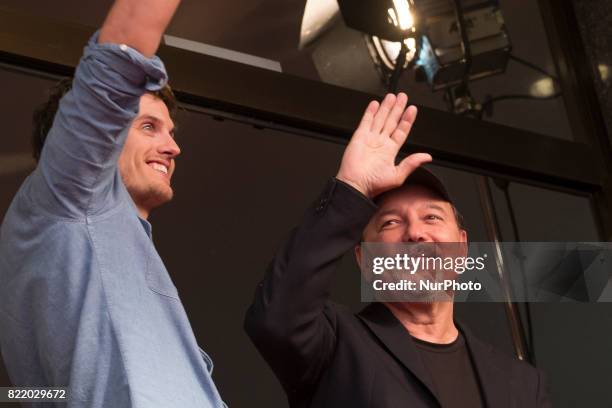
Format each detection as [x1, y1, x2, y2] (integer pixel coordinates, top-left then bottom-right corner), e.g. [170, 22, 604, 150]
[147, 162, 169, 175]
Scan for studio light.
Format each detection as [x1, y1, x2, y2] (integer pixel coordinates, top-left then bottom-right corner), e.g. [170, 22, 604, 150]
[370, 37, 417, 71]
[412, 0, 511, 91]
[337, 0, 418, 91]
[300, 0, 551, 119]
[337, 0, 416, 42]
[336, 0, 511, 91]
[368, 1, 417, 71]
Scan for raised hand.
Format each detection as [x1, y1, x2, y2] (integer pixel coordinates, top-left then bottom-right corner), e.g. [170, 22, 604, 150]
[336, 93, 432, 199]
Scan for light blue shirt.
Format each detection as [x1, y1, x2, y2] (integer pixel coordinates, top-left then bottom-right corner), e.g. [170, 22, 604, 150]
[0, 33, 225, 408]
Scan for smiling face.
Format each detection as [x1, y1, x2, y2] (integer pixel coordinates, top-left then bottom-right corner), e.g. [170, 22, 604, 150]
[118, 93, 180, 219]
[356, 184, 468, 302]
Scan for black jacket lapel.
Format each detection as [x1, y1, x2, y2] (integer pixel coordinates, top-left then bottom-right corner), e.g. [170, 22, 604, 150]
[357, 303, 440, 404]
[459, 322, 511, 408]
[357, 304, 513, 408]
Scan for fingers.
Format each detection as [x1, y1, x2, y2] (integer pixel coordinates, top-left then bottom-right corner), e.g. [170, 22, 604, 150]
[382, 93, 408, 137]
[397, 153, 433, 181]
[371, 94, 397, 134]
[356, 94, 416, 146]
[390, 105, 418, 145]
[357, 100, 380, 131]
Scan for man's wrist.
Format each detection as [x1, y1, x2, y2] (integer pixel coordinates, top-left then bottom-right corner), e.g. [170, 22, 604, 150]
[333, 178, 378, 208]
[334, 175, 370, 198]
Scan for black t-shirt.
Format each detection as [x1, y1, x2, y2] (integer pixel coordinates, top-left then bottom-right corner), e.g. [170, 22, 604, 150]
[412, 332, 485, 408]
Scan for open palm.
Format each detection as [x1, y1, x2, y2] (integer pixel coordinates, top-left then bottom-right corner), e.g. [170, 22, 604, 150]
[336, 93, 432, 198]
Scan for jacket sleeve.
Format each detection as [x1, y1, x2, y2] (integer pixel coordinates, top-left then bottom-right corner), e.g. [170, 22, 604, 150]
[30, 31, 168, 219]
[244, 178, 377, 397]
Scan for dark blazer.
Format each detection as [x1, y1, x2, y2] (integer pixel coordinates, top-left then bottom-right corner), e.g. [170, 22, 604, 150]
[245, 178, 552, 408]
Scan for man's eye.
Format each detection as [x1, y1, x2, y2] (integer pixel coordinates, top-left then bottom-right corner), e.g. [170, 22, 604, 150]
[381, 220, 400, 228]
[142, 123, 155, 131]
[425, 214, 442, 221]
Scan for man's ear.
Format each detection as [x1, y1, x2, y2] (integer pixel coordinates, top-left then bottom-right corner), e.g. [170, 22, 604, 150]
[459, 229, 468, 256]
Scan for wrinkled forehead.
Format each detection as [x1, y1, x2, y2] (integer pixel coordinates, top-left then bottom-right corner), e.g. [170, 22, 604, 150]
[360, 184, 462, 241]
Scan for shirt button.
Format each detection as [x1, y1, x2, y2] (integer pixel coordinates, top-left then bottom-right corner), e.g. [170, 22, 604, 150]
[119, 44, 128, 52]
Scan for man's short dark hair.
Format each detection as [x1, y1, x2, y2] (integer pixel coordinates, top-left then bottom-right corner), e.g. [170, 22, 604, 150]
[32, 78, 178, 162]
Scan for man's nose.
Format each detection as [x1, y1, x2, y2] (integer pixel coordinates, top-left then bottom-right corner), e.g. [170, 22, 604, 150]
[159, 134, 181, 158]
[402, 222, 429, 242]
